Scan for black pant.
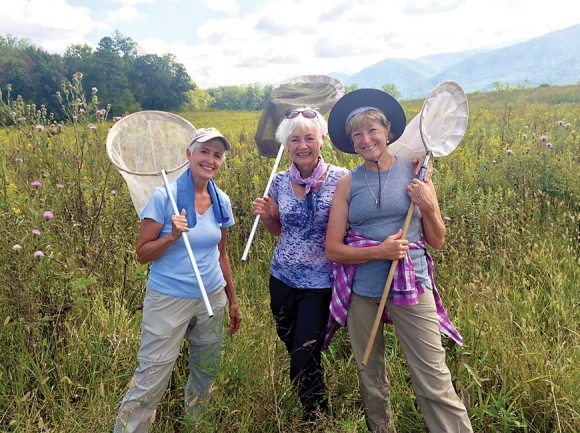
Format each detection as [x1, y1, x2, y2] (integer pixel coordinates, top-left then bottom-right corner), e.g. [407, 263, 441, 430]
[269, 275, 331, 418]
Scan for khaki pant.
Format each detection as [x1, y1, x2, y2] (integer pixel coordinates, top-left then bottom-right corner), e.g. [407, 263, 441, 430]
[348, 290, 472, 433]
[114, 285, 227, 433]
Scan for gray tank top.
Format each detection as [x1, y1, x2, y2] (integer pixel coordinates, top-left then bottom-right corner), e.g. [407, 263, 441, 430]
[348, 158, 432, 297]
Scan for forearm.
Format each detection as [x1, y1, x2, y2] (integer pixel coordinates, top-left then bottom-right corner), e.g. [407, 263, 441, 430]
[326, 241, 384, 265]
[136, 232, 180, 264]
[260, 215, 281, 236]
[420, 208, 446, 249]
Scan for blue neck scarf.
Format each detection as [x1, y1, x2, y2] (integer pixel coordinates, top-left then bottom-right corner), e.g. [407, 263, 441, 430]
[175, 168, 229, 228]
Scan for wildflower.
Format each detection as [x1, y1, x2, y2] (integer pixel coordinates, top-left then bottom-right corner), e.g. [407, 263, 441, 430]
[546, 142, 553, 148]
[89, 124, 96, 130]
[532, 133, 536, 138]
[443, 216, 452, 221]
[558, 120, 564, 126]
[492, 160, 497, 163]
[12, 244, 22, 251]
[36, 125, 44, 131]
[11, 111, 16, 117]
[521, 134, 527, 140]
[540, 135, 548, 142]
[72, 115, 77, 121]
[14, 158, 23, 163]
[506, 149, 513, 155]
[92, 87, 98, 93]
[30, 181, 42, 188]
[111, 189, 117, 195]
[32, 229, 41, 236]
[34, 250, 44, 258]
[526, 147, 531, 153]
[43, 211, 54, 220]
[57, 183, 65, 188]
[79, 108, 85, 113]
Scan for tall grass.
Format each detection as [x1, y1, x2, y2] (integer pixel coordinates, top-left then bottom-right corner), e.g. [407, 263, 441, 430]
[1, 84, 579, 432]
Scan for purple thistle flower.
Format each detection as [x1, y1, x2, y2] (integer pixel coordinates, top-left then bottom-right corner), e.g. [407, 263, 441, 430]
[546, 142, 553, 148]
[506, 149, 513, 155]
[34, 250, 44, 258]
[57, 183, 65, 188]
[526, 147, 531, 153]
[12, 244, 22, 251]
[36, 124, 44, 131]
[92, 87, 98, 93]
[43, 211, 54, 220]
[89, 124, 96, 130]
[111, 189, 117, 195]
[521, 134, 527, 140]
[540, 135, 548, 142]
[30, 181, 42, 188]
[32, 229, 41, 236]
[11, 111, 16, 117]
[558, 120, 564, 126]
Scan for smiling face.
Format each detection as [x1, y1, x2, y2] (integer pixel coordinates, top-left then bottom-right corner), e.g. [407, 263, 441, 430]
[187, 139, 225, 181]
[350, 119, 391, 161]
[286, 125, 323, 174]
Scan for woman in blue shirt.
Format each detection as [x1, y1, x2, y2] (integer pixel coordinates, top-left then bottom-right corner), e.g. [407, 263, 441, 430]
[115, 128, 241, 433]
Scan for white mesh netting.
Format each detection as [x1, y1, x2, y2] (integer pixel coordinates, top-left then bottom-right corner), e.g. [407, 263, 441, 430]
[106, 110, 196, 213]
[389, 81, 468, 160]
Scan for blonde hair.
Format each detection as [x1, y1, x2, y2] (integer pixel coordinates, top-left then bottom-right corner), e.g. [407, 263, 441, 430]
[346, 109, 391, 141]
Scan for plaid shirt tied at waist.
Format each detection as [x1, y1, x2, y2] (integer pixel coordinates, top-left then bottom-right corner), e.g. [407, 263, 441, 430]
[323, 228, 463, 349]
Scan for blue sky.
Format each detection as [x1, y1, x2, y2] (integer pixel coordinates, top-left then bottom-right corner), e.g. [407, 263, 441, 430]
[2, 0, 578, 88]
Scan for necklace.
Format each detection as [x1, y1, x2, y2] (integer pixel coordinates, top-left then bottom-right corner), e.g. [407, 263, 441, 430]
[363, 160, 394, 207]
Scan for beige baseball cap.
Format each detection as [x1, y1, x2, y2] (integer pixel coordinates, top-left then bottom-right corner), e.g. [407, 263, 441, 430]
[188, 127, 231, 151]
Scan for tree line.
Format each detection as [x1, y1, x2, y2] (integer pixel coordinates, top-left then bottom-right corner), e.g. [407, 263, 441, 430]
[0, 32, 276, 120]
[0, 32, 404, 122]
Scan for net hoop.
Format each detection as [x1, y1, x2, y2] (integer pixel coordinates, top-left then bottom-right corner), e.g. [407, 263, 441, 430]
[106, 110, 196, 213]
[389, 81, 468, 160]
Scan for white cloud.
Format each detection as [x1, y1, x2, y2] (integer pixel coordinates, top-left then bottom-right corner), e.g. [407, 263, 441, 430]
[0, 0, 106, 53]
[108, 6, 146, 22]
[1, 0, 579, 88]
[119, 0, 154, 5]
[204, 0, 239, 15]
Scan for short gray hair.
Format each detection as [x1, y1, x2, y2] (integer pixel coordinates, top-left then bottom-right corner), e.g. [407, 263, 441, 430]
[275, 108, 327, 149]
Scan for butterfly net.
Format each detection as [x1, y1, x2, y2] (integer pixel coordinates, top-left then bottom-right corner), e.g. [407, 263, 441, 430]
[106, 110, 196, 213]
[389, 81, 468, 160]
[255, 75, 345, 157]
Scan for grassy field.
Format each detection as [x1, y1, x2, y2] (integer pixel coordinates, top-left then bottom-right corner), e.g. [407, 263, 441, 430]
[1, 82, 580, 432]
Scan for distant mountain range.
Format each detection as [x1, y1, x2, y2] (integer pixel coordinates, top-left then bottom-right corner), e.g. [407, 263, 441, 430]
[329, 24, 580, 100]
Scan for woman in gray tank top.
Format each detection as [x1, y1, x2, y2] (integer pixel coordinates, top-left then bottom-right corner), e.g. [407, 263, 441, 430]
[325, 89, 473, 433]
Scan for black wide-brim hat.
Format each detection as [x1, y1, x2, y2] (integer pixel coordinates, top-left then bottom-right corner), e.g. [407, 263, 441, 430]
[328, 88, 406, 154]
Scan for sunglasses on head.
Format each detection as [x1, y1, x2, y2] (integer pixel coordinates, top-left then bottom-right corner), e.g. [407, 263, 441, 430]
[284, 109, 317, 119]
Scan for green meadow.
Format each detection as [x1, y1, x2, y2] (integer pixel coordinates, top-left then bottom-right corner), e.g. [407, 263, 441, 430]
[1, 82, 579, 432]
